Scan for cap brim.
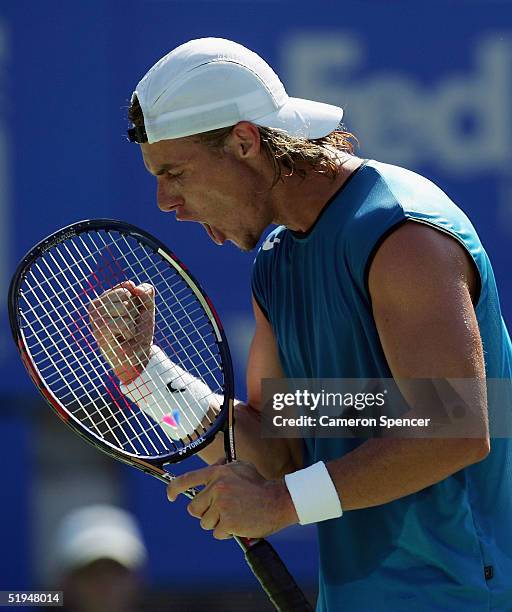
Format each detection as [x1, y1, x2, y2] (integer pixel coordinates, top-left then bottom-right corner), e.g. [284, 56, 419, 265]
[253, 97, 343, 139]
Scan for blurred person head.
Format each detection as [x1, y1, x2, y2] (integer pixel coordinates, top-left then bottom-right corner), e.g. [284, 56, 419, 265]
[53, 505, 147, 612]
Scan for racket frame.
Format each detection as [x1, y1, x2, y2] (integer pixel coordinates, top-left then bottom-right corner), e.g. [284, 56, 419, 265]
[8, 219, 236, 473]
[9, 219, 313, 611]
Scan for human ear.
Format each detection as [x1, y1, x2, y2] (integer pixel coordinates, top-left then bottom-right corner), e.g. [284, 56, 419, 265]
[229, 122, 261, 159]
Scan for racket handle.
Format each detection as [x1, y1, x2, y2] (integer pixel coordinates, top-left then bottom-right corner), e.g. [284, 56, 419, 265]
[244, 539, 313, 612]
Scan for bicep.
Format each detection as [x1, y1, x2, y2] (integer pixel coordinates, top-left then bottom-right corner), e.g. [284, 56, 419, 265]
[368, 222, 489, 451]
[368, 221, 484, 379]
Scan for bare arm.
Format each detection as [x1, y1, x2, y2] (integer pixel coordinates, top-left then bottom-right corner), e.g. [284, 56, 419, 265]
[324, 221, 489, 511]
[167, 222, 491, 538]
[198, 297, 303, 480]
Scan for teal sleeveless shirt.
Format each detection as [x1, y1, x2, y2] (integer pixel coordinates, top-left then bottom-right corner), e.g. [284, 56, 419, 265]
[252, 160, 512, 611]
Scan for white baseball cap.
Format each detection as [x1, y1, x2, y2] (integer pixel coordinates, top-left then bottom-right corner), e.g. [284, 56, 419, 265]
[54, 505, 147, 573]
[128, 37, 344, 144]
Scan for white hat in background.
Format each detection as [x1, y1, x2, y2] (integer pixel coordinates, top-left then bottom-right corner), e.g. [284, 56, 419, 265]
[129, 37, 344, 144]
[54, 505, 147, 573]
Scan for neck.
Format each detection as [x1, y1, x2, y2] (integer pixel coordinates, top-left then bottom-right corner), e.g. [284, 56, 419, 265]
[271, 153, 363, 233]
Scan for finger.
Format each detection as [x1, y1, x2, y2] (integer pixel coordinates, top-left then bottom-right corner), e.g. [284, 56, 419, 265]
[89, 297, 140, 338]
[89, 311, 117, 345]
[187, 481, 217, 518]
[88, 298, 109, 324]
[91, 312, 134, 343]
[109, 315, 138, 341]
[114, 299, 140, 321]
[101, 294, 140, 319]
[114, 280, 136, 289]
[213, 522, 232, 540]
[104, 284, 136, 302]
[198, 506, 220, 531]
[132, 283, 155, 311]
[167, 466, 218, 501]
[89, 295, 132, 326]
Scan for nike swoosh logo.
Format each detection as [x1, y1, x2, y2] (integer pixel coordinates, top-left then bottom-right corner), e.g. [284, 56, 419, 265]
[166, 383, 187, 393]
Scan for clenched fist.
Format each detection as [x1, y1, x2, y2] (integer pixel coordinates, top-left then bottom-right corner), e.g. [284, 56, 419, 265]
[88, 281, 155, 384]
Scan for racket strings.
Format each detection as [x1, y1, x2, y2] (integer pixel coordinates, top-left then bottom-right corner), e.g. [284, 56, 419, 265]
[83, 231, 223, 391]
[20, 280, 142, 452]
[93, 232, 221, 436]
[27, 339, 222, 402]
[108, 232, 223, 381]
[78, 235, 218, 384]
[24, 240, 208, 453]
[27, 236, 212, 446]
[22, 242, 217, 391]
[23, 298, 216, 365]
[34, 245, 171, 453]
[80, 231, 222, 440]
[21, 273, 167, 456]
[18, 229, 226, 457]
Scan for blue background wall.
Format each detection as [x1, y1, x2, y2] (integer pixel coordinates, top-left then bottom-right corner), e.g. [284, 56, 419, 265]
[0, 0, 511, 594]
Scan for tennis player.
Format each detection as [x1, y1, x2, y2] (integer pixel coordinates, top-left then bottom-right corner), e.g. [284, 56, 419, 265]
[120, 39, 512, 610]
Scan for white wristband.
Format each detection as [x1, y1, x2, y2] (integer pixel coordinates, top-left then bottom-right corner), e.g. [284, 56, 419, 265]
[119, 345, 218, 440]
[284, 461, 343, 525]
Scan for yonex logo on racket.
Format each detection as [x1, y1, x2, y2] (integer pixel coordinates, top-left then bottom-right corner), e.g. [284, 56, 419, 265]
[178, 436, 205, 454]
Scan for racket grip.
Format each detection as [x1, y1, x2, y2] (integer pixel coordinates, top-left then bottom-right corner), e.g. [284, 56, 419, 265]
[244, 539, 313, 612]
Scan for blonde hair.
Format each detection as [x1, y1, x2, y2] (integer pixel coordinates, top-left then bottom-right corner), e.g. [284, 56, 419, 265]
[200, 125, 358, 186]
[128, 95, 358, 187]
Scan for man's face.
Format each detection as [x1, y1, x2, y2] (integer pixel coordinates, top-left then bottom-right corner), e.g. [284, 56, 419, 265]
[63, 559, 141, 612]
[140, 124, 273, 251]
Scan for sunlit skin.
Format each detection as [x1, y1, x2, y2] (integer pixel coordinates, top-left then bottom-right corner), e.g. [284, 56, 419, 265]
[89, 119, 489, 542]
[140, 122, 362, 251]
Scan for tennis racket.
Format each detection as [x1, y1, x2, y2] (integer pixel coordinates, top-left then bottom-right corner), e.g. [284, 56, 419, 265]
[9, 219, 313, 612]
